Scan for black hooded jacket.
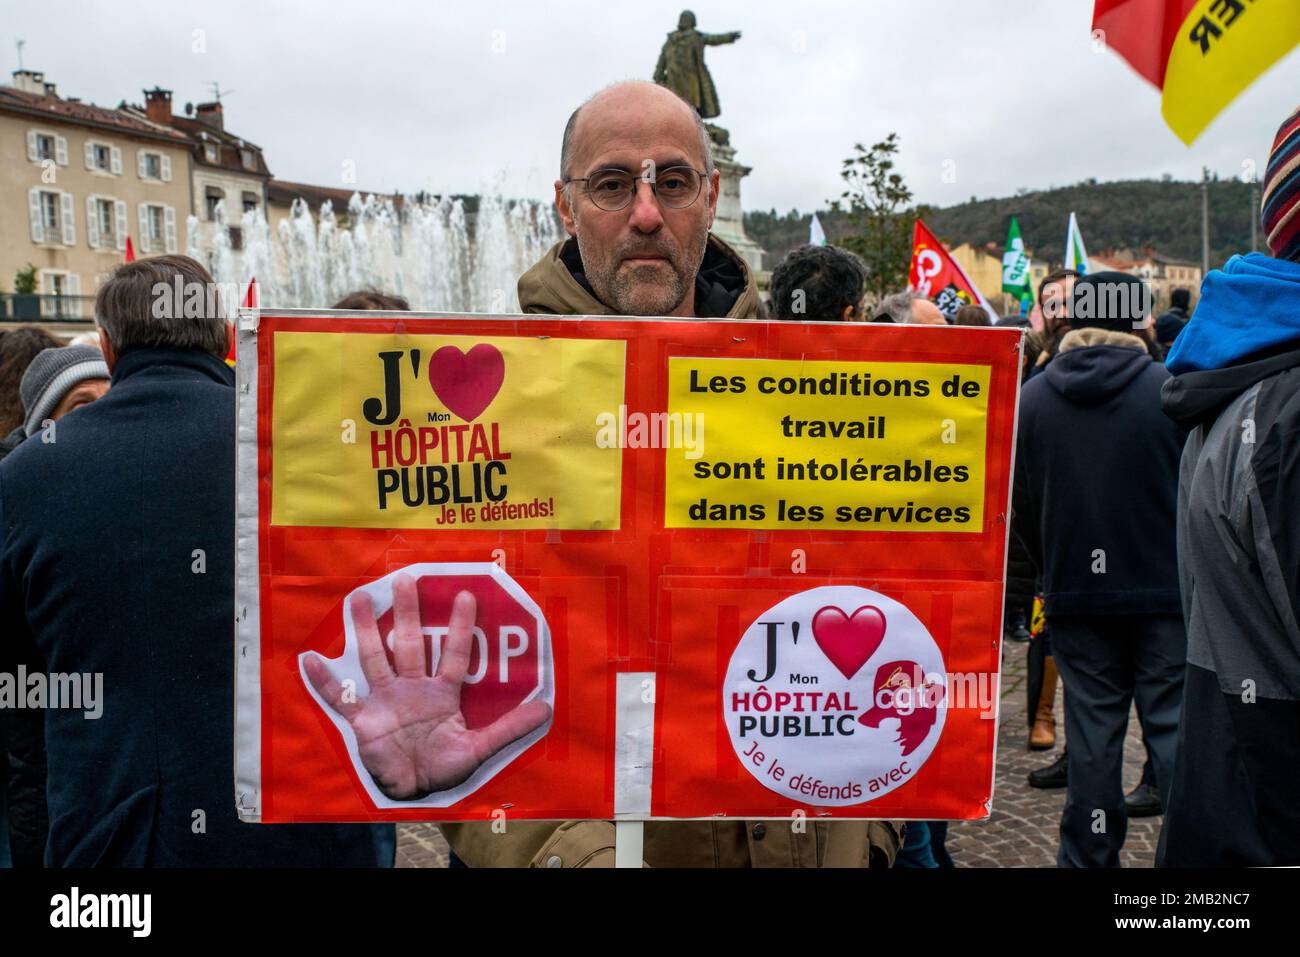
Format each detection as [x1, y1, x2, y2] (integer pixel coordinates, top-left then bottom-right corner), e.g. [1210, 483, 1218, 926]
[1012, 331, 1185, 617]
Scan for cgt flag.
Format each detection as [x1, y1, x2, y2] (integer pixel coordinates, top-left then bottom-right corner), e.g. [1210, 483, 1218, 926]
[1093, 0, 1300, 145]
[908, 219, 997, 323]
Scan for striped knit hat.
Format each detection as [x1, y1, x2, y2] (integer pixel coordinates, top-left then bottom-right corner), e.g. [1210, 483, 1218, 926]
[20, 345, 110, 437]
[1262, 105, 1300, 262]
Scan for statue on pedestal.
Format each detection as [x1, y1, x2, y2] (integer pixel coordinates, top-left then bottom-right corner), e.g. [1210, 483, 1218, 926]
[653, 10, 741, 121]
[652, 11, 763, 274]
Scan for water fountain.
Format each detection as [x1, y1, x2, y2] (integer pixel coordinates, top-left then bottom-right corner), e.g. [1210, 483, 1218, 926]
[192, 191, 561, 313]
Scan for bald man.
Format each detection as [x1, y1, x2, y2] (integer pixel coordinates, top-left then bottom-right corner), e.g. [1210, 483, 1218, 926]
[439, 81, 901, 870]
[515, 80, 759, 320]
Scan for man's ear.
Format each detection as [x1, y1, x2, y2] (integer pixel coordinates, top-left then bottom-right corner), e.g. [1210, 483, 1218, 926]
[842, 303, 858, 322]
[98, 327, 117, 372]
[554, 180, 577, 237]
[706, 169, 721, 227]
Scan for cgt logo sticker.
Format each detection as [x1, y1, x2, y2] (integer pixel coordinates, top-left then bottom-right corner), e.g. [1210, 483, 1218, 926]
[723, 585, 946, 806]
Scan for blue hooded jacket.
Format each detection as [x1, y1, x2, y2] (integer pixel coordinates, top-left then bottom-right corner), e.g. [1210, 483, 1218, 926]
[1166, 253, 1300, 374]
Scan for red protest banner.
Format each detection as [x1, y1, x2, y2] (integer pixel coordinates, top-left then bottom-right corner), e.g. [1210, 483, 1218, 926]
[234, 310, 1021, 823]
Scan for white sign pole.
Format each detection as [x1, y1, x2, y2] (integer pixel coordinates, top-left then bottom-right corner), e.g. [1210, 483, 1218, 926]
[613, 672, 655, 868]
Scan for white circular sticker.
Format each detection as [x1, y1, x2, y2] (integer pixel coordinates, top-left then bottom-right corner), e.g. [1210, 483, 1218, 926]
[723, 585, 947, 806]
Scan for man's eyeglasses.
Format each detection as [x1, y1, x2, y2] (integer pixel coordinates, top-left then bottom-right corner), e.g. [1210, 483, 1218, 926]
[565, 166, 706, 212]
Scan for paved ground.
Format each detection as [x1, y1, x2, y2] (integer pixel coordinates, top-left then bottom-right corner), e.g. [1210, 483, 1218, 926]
[396, 636, 1161, 868]
[945, 633, 1160, 868]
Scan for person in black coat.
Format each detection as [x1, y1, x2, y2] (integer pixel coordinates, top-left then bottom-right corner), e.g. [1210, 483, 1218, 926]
[1154, 288, 1191, 354]
[0, 255, 388, 866]
[1012, 271, 1187, 868]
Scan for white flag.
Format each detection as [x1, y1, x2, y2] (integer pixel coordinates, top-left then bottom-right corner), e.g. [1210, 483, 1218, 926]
[1065, 212, 1089, 275]
[809, 213, 827, 246]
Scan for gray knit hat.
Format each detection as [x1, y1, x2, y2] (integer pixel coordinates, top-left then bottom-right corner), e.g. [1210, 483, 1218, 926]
[20, 345, 110, 437]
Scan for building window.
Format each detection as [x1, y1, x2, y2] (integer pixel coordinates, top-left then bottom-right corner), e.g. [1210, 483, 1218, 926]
[206, 194, 223, 221]
[204, 142, 219, 164]
[35, 133, 55, 161]
[96, 198, 115, 245]
[144, 153, 161, 178]
[29, 188, 74, 245]
[240, 148, 255, 171]
[40, 191, 60, 237]
[39, 270, 82, 319]
[85, 140, 121, 175]
[242, 191, 259, 214]
[147, 205, 165, 246]
[229, 226, 244, 251]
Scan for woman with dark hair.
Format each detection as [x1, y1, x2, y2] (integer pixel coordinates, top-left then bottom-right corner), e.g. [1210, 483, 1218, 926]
[0, 327, 63, 435]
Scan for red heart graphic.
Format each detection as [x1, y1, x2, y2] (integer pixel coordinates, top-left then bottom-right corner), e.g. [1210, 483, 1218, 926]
[428, 344, 505, 421]
[811, 605, 887, 679]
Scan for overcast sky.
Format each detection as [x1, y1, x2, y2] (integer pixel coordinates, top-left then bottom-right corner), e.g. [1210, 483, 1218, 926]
[8, 1, 1300, 213]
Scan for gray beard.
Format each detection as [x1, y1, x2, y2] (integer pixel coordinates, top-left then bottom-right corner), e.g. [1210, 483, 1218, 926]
[575, 227, 706, 316]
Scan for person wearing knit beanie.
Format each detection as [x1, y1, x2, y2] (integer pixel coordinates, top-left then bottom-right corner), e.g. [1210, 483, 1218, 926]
[18, 345, 110, 438]
[1262, 104, 1300, 263]
[1068, 270, 1153, 333]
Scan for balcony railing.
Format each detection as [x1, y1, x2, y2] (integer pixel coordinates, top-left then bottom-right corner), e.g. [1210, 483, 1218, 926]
[0, 293, 94, 322]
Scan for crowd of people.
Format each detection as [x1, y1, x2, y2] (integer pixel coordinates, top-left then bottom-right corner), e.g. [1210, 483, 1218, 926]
[0, 79, 1296, 868]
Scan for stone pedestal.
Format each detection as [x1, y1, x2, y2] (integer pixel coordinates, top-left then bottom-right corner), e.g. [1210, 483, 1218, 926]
[708, 134, 764, 275]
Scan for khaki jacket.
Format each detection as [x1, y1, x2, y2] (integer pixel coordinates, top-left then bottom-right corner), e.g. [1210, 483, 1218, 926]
[443, 234, 902, 867]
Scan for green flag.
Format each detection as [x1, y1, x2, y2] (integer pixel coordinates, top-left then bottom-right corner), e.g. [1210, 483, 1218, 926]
[1001, 216, 1033, 310]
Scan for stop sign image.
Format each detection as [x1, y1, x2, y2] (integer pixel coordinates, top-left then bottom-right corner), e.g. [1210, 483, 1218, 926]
[300, 562, 555, 809]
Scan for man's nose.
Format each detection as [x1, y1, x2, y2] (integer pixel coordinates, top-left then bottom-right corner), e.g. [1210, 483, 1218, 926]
[626, 179, 665, 233]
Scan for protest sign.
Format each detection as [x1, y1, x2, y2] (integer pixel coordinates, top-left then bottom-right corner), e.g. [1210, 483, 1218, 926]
[234, 309, 1021, 823]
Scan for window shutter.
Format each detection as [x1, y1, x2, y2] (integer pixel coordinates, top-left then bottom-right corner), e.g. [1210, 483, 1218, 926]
[66, 273, 81, 298]
[26, 130, 38, 162]
[161, 154, 172, 182]
[164, 206, 177, 253]
[86, 195, 100, 249]
[138, 203, 151, 254]
[110, 146, 122, 175]
[115, 200, 128, 251]
[55, 135, 68, 166]
[28, 188, 43, 242]
[60, 191, 75, 246]
[84, 141, 95, 170]
[138, 149, 147, 178]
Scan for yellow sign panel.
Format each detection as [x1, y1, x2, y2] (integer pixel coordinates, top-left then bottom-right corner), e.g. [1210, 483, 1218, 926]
[271, 332, 626, 530]
[664, 357, 989, 531]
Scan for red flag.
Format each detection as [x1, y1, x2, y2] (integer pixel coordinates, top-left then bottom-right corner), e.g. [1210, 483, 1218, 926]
[907, 219, 996, 323]
[124, 236, 135, 263]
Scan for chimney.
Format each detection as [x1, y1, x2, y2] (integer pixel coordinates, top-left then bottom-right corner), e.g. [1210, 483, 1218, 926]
[194, 100, 224, 131]
[144, 87, 173, 125]
[11, 69, 49, 96]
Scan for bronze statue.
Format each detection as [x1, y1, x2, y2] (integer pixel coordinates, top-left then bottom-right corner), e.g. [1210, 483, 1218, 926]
[653, 10, 741, 120]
